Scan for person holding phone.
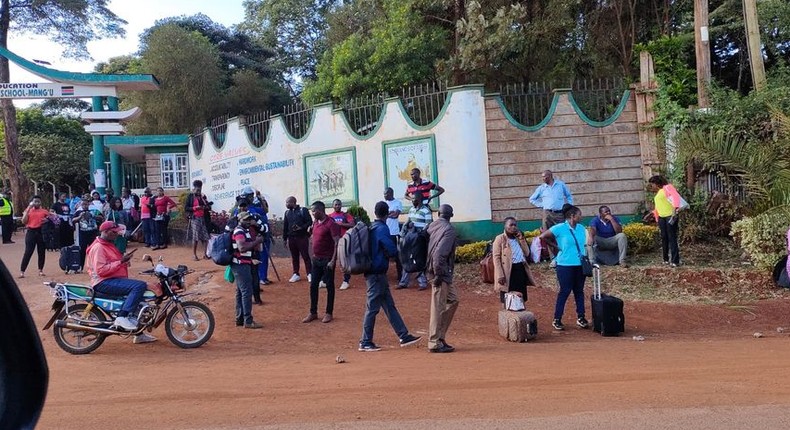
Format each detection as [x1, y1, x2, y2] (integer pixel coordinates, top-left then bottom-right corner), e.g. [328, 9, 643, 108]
[85, 221, 154, 343]
[19, 196, 50, 278]
[644, 175, 682, 267]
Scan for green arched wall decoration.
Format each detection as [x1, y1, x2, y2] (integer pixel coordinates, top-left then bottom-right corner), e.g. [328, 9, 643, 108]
[280, 102, 321, 143]
[492, 92, 560, 132]
[248, 117, 275, 152]
[191, 130, 206, 160]
[567, 90, 632, 128]
[336, 101, 388, 141]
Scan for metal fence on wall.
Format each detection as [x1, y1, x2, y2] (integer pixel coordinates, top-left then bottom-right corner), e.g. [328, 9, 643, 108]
[498, 78, 629, 126]
[244, 111, 272, 147]
[282, 102, 312, 140]
[340, 93, 386, 136]
[191, 127, 204, 155]
[208, 114, 229, 149]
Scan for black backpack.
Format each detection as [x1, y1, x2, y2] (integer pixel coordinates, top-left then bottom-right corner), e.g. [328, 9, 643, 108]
[210, 231, 234, 266]
[400, 228, 429, 273]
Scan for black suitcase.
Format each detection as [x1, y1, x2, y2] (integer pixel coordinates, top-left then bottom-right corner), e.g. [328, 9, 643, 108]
[591, 265, 625, 336]
[59, 245, 81, 273]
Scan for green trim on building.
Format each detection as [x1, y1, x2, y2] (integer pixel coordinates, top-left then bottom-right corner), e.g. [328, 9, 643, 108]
[490, 92, 560, 131]
[302, 147, 359, 207]
[567, 90, 632, 128]
[335, 103, 388, 141]
[0, 46, 159, 89]
[281, 110, 317, 143]
[381, 135, 439, 211]
[396, 91, 453, 131]
[106, 135, 189, 145]
[248, 120, 275, 152]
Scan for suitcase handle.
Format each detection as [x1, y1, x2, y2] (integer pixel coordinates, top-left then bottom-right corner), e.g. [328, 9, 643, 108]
[593, 264, 602, 300]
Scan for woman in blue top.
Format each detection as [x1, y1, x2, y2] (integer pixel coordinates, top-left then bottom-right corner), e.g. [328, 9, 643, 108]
[537, 204, 590, 331]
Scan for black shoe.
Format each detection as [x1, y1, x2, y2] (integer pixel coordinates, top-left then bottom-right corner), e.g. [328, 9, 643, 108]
[400, 334, 422, 347]
[552, 319, 565, 331]
[576, 316, 590, 329]
[429, 344, 455, 353]
[244, 321, 263, 329]
[253, 299, 263, 305]
[261, 279, 272, 285]
[439, 339, 454, 351]
[235, 320, 243, 327]
[395, 284, 408, 290]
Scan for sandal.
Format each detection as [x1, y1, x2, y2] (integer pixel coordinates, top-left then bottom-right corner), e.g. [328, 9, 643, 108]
[18, 273, 25, 279]
[38, 271, 46, 277]
[193, 256, 200, 261]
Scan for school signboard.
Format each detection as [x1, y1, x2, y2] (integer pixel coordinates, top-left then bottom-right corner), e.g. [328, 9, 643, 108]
[0, 82, 117, 99]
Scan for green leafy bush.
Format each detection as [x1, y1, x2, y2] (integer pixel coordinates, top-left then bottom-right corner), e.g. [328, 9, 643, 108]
[456, 240, 488, 263]
[623, 223, 659, 254]
[347, 204, 371, 225]
[730, 209, 790, 270]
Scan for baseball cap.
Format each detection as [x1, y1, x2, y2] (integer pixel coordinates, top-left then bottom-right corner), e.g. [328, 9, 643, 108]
[241, 185, 255, 195]
[99, 221, 126, 234]
[237, 211, 253, 221]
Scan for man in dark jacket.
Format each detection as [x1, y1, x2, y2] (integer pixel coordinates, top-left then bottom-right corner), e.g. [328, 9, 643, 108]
[283, 196, 312, 283]
[426, 204, 458, 353]
[358, 201, 422, 352]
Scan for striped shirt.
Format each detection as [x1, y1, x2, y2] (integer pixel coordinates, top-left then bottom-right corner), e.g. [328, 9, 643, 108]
[232, 226, 257, 265]
[407, 205, 433, 230]
[508, 238, 526, 263]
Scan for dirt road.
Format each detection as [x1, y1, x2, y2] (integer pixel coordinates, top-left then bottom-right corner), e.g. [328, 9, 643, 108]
[7, 239, 790, 429]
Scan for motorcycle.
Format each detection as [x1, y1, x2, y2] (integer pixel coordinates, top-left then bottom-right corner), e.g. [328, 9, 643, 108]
[42, 254, 215, 355]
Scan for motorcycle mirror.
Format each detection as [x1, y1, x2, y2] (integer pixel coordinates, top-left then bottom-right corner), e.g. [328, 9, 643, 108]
[142, 254, 152, 263]
[158, 256, 164, 263]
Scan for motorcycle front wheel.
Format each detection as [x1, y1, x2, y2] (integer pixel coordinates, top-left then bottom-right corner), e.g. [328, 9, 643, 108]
[165, 301, 215, 348]
[53, 304, 107, 355]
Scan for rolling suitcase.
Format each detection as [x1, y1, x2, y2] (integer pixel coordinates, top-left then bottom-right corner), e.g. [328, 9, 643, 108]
[498, 309, 538, 342]
[59, 245, 81, 273]
[590, 265, 625, 336]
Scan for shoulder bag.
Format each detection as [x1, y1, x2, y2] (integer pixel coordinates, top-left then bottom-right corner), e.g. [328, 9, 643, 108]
[569, 224, 593, 277]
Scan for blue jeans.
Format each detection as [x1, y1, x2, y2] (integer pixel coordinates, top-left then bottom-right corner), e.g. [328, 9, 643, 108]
[258, 238, 270, 281]
[399, 270, 427, 289]
[232, 263, 255, 324]
[94, 278, 147, 317]
[554, 265, 586, 320]
[361, 273, 408, 346]
[142, 218, 157, 246]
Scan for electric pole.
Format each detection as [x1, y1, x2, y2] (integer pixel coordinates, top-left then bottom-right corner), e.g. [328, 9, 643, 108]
[743, 0, 767, 91]
[694, 0, 712, 108]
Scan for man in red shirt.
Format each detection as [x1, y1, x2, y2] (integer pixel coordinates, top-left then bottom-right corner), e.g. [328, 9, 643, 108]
[19, 195, 50, 278]
[302, 201, 340, 324]
[405, 168, 445, 206]
[86, 221, 155, 343]
[328, 199, 355, 290]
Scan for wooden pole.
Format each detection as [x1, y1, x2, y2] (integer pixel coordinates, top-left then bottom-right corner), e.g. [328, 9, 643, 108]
[743, 0, 767, 91]
[693, 0, 711, 108]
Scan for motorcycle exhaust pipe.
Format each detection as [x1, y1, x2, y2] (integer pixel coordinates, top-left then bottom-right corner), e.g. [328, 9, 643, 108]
[54, 320, 122, 335]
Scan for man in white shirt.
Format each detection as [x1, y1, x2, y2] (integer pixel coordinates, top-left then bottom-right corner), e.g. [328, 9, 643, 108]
[384, 187, 403, 279]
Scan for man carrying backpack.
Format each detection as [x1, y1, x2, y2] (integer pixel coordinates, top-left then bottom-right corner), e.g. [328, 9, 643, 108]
[397, 192, 432, 290]
[231, 212, 264, 329]
[302, 201, 340, 324]
[359, 201, 422, 352]
[328, 199, 355, 290]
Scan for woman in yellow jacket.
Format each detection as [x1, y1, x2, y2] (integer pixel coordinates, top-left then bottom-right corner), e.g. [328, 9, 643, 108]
[492, 217, 538, 306]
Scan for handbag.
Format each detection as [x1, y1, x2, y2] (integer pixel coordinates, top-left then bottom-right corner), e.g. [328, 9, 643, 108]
[569, 224, 593, 277]
[480, 251, 494, 284]
[504, 292, 525, 311]
[224, 265, 235, 283]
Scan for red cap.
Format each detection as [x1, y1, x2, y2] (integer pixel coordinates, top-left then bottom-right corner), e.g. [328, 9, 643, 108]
[99, 221, 125, 234]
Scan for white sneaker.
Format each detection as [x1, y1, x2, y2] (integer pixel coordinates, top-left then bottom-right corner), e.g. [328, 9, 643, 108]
[113, 316, 138, 331]
[319, 280, 326, 289]
[307, 274, 312, 283]
[288, 274, 301, 283]
[340, 281, 350, 290]
[550, 259, 557, 268]
[133, 333, 157, 344]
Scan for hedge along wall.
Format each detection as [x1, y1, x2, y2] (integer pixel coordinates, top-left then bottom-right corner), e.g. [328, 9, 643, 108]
[484, 89, 646, 237]
[188, 85, 493, 229]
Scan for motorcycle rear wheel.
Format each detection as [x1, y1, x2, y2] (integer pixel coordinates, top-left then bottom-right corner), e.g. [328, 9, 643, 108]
[53, 304, 107, 355]
[165, 301, 214, 348]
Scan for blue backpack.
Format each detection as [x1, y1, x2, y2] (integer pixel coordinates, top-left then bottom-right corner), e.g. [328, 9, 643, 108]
[210, 231, 234, 266]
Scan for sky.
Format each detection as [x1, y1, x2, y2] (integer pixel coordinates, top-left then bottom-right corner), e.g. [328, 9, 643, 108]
[7, 0, 247, 106]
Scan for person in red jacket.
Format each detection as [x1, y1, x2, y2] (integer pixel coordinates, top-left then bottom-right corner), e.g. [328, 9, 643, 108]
[85, 221, 155, 343]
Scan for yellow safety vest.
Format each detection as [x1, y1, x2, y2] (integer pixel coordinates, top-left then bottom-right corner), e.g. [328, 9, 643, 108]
[0, 198, 12, 216]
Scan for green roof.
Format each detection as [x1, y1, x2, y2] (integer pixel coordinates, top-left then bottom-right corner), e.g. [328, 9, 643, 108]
[0, 46, 159, 91]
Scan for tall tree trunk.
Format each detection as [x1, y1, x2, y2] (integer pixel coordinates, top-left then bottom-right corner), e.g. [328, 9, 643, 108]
[0, 0, 29, 214]
[451, 0, 466, 86]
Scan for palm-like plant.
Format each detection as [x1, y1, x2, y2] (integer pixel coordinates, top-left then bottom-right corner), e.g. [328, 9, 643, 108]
[676, 109, 790, 215]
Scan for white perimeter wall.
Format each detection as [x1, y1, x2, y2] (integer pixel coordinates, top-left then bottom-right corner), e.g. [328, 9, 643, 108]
[188, 86, 492, 221]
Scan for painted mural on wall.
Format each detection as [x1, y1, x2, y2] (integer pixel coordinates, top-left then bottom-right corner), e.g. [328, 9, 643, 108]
[383, 136, 437, 208]
[303, 148, 358, 206]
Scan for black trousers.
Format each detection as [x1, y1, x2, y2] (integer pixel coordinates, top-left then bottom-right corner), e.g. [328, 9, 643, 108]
[1, 215, 13, 243]
[658, 216, 680, 265]
[309, 257, 335, 315]
[20, 227, 45, 272]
